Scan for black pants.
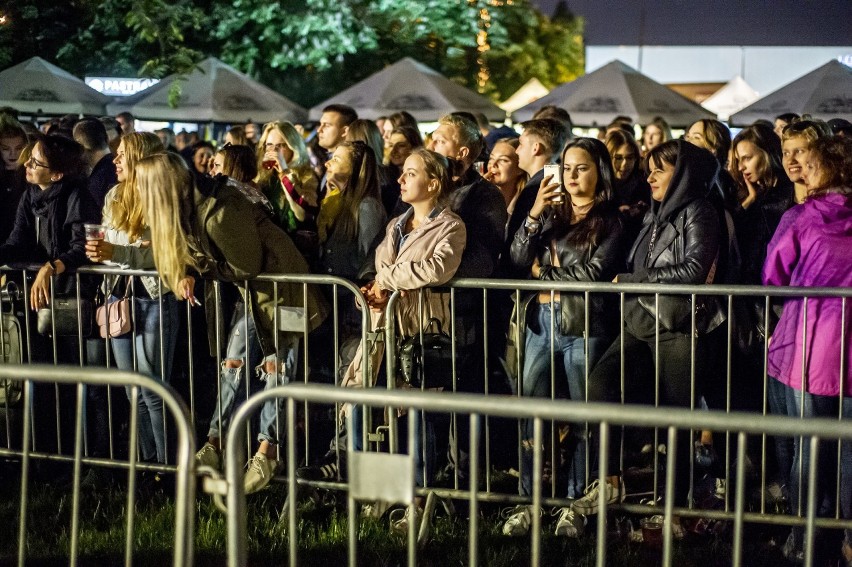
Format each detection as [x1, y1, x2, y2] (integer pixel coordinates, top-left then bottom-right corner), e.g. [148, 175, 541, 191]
[588, 329, 715, 507]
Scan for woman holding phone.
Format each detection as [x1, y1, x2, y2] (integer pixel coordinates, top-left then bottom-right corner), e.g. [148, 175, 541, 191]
[503, 138, 625, 538]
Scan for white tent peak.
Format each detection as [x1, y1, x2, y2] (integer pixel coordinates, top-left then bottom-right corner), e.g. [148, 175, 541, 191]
[730, 59, 852, 126]
[309, 57, 504, 121]
[0, 56, 110, 116]
[514, 59, 716, 127]
[107, 57, 306, 123]
[700, 76, 759, 122]
[499, 78, 549, 113]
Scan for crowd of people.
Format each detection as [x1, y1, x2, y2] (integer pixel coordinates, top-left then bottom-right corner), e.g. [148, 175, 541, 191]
[1, 103, 851, 559]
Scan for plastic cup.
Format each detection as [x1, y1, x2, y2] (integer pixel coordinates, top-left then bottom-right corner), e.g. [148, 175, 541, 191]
[262, 159, 277, 170]
[84, 224, 106, 241]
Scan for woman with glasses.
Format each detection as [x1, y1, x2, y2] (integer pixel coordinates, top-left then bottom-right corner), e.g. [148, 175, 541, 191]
[604, 129, 650, 239]
[0, 134, 98, 309]
[256, 121, 319, 259]
[0, 134, 99, 454]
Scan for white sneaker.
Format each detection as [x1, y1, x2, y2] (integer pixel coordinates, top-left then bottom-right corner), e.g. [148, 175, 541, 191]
[553, 507, 585, 538]
[244, 453, 278, 494]
[571, 479, 621, 515]
[501, 505, 534, 537]
[195, 442, 222, 471]
[389, 505, 424, 535]
[360, 500, 391, 520]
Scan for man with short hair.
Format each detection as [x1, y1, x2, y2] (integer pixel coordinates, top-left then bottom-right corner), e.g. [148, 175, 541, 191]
[155, 128, 178, 152]
[73, 118, 116, 210]
[429, 113, 507, 483]
[115, 112, 135, 136]
[429, 113, 507, 279]
[316, 104, 357, 199]
[503, 118, 570, 276]
[244, 122, 259, 145]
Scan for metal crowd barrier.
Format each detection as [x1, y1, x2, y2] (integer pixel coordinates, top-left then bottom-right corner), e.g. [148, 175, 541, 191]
[224, 382, 852, 567]
[3, 263, 851, 565]
[378, 279, 851, 509]
[0, 364, 195, 567]
[0, 265, 368, 470]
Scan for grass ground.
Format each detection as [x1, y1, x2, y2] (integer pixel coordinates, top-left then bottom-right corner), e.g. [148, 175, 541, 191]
[0, 461, 806, 567]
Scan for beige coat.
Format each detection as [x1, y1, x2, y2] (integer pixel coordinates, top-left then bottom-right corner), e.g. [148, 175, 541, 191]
[342, 207, 466, 389]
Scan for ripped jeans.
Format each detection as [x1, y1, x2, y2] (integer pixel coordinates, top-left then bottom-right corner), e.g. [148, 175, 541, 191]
[207, 305, 298, 445]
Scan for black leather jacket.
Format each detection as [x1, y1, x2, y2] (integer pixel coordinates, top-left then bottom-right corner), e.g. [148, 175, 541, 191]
[509, 207, 626, 337]
[619, 141, 726, 338]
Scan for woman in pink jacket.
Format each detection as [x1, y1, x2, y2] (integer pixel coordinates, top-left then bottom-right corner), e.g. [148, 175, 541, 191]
[341, 147, 466, 534]
[762, 135, 852, 563]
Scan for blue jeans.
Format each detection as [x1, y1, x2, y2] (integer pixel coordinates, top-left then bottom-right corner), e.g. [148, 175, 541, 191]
[111, 294, 179, 464]
[772, 379, 852, 552]
[766, 376, 794, 488]
[207, 306, 298, 445]
[518, 302, 606, 498]
[351, 403, 436, 487]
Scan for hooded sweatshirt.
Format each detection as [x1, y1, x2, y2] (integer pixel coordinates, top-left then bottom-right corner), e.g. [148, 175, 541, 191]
[620, 141, 722, 338]
[621, 140, 720, 284]
[763, 191, 852, 396]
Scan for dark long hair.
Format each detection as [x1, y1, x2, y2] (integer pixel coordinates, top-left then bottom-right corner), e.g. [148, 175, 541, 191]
[552, 137, 616, 248]
[333, 140, 380, 241]
[730, 123, 787, 200]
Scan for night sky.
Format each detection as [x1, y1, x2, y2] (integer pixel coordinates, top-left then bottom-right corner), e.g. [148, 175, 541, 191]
[532, 0, 852, 47]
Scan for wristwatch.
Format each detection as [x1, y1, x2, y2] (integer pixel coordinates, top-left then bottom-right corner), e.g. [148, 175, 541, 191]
[524, 214, 542, 233]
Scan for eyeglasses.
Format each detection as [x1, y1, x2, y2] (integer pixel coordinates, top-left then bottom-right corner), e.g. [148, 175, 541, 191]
[26, 156, 49, 170]
[265, 142, 288, 151]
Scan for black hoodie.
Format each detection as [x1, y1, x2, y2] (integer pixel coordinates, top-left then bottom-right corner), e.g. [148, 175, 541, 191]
[620, 140, 720, 284]
[620, 140, 727, 337]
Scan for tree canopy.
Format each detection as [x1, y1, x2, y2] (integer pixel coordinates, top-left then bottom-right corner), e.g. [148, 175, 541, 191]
[0, 0, 583, 109]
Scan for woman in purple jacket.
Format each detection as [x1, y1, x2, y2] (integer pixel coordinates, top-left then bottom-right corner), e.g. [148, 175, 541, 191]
[762, 135, 852, 563]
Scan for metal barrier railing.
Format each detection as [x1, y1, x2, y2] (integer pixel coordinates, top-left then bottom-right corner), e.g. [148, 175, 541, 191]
[3, 263, 851, 565]
[0, 265, 368, 472]
[0, 364, 196, 567]
[224, 382, 852, 567]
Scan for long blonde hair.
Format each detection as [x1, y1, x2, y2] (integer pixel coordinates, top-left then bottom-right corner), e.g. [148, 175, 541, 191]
[255, 121, 309, 184]
[105, 132, 164, 241]
[136, 152, 198, 295]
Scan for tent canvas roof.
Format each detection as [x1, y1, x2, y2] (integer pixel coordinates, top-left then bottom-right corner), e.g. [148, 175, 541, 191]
[700, 76, 759, 122]
[514, 60, 716, 127]
[0, 57, 110, 116]
[729, 60, 852, 126]
[498, 78, 550, 113]
[309, 57, 505, 122]
[107, 57, 306, 123]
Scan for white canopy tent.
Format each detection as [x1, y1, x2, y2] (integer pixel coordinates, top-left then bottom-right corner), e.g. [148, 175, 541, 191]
[309, 57, 505, 122]
[700, 76, 759, 123]
[729, 60, 852, 126]
[514, 60, 716, 127]
[0, 57, 110, 116]
[106, 57, 306, 123]
[498, 78, 550, 114]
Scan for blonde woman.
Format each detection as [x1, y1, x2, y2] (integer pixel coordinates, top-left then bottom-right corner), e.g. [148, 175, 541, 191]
[256, 121, 319, 256]
[84, 132, 178, 465]
[136, 152, 327, 494]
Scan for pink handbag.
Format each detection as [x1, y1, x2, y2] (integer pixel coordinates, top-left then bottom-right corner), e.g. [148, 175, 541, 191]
[96, 280, 132, 339]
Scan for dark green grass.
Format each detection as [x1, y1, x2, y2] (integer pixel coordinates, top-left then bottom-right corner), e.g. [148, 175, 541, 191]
[0, 469, 797, 567]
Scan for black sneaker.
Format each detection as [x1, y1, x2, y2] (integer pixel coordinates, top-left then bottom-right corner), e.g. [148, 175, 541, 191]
[295, 453, 345, 481]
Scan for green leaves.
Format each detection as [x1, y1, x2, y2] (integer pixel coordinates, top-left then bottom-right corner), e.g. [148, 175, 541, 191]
[3, 0, 584, 111]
